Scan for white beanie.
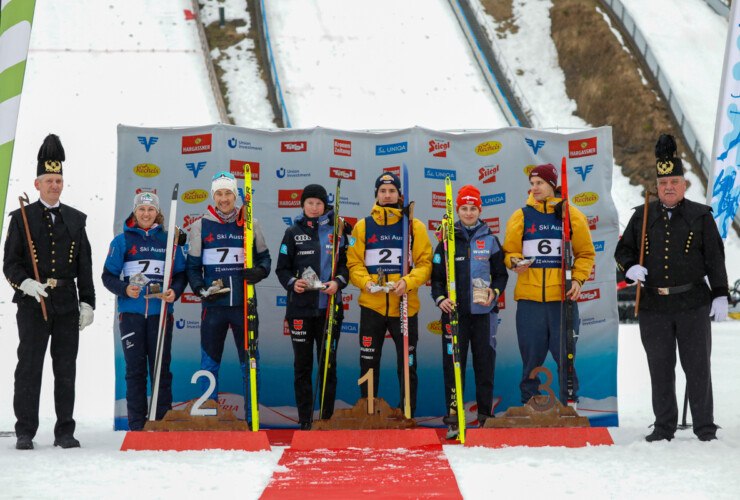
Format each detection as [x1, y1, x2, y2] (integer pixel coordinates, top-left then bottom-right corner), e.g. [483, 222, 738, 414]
[211, 172, 238, 199]
[133, 191, 160, 212]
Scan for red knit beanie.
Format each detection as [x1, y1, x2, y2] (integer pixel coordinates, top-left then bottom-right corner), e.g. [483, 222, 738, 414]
[529, 164, 558, 189]
[456, 185, 482, 211]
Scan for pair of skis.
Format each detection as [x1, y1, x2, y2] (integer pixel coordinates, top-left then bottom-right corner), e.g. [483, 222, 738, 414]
[243, 164, 260, 431]
[559, 157, 576, 406]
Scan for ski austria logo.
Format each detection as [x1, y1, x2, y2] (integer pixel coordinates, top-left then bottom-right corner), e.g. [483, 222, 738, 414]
[483, 217, 499, 233]
[568, 137, 597, 158]
[475, 141, 502, 156]
[278, 189, 303, 208]
[482, 193, 506, 206]
[281, 141, 307, 152]
[186, 161, 207, 178]
[432, 192, 446, 208]
[525, 138, 545, 154]
[376, 141, 408, 156]
[574, 164, 594, 181]
[572, 192, 599, 206]
[478, 165, 500, 184]
[429, 140, 450, 158]
[230, 160, 259, 180]
[182, 134, 212, 154]
[424, 168, 456, 180]
[181, 189, 209, 204]
[133, 164, 160, 177]
[330, 167, 356, 180]
[577, 288, 601, 302]
[137, 136, 158, 152]
[334, 139, 351, 156]
[383, 166, 401, 176]
[427, 321, 442, 335]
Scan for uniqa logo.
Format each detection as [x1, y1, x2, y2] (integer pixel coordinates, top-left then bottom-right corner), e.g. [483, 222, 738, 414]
[474, 141, 502, 156]
[133, 163, 160, 177]
[572, 192, 599, 206]
[181, 189, 209, 204]
[427, 321, 442, 335]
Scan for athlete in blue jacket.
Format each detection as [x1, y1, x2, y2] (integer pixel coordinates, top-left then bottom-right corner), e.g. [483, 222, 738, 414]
[186, 172, 271, 425]
[431, 185, 508, 438]
[102, 192, 188, 431]
[275, 184, 350, 429]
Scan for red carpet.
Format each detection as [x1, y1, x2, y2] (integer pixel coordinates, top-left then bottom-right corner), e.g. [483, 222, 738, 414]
[261, 429, 462, 499]
[120, 430, 271, 451]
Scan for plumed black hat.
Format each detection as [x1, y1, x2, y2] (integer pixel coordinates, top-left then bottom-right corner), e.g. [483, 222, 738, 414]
[37, 134, 65, 177]
[654, 134, 683, 178]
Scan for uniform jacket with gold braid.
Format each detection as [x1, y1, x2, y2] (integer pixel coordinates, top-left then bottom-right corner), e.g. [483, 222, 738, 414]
[3, 201, 95, 314]
[615, 198, 728, 313]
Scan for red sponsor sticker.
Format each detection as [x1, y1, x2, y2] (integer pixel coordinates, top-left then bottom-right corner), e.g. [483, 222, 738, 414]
[587, 215, 599, 230]
[283, 319, 290, 336]
[278, 189, 303, 208]
[362, 336, 372, 347]
[476, 240, 485, 249]
[182, 214, 204, 232]
[483, 217, 500, 233]
[497, 291, 505, 310]
[432, 191, 446, 209]
[135, 187, 157, 195]
[281, 141, 307, 152]
[428, 219, 442, 231]
[330, 167, 356, 180]
[334, 139, 351, 156]
[180, 292, 201, 304]
[342, 294, 352, 311]
[568, 137, 597, 158]
[230, 160, 259, 180]
[478, 165, 500, 184]
[182, 134, 212, 154]
[577, 288, 601, 302]
[383, 166, 401, 176]
[429, 140, 450, 158]
[293, 319, 303, 329]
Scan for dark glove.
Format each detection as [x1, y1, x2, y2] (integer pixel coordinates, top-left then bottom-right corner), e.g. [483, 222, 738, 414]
[195, 286, 220, 303]
[553, 201, 565, 221]
[175, 226, 187, 246]
[242, 266, 268, 284]
[342, 218, 353, 236]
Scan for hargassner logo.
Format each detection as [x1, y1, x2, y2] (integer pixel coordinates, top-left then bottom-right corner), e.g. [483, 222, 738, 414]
[137, 136, 158, 152]
[424, 168, 456, 180]
[525, 138, 545, 154]
[229, 160, 259, 180]
[569, 137, 597, 158]
[376, 141, 408, 156]
[182, 134, 212, 154]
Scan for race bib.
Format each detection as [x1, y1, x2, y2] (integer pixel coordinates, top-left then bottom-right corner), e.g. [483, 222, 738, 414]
[203, 247, 244, 266]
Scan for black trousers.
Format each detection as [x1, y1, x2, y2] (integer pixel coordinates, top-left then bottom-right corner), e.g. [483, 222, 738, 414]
[358, 306, 418, 416]
[638, 305, 717, 437]
[441, 312, 497, 418]
[289, 314, 341, 424]
[14, 307, 80, 439]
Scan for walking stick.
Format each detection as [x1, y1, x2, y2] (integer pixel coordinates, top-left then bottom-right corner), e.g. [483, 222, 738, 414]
[634, 190, 651, 317]
[18, 193, 48, 321]
[678, 385, 692, 429]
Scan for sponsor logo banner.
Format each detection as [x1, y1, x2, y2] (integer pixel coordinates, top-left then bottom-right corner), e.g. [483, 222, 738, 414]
[376, 141, 408, 156]
[181, 189, 209, 204]
[568, 137, 597, 158]
[482, 192, 506, 206]
[334, 139, 351, 156]
[497, 291, 505, 310]
[383, 166, 401, 176]
[182, 214, 204, 232]
[483, 217, 500, 233]
[276, 296, 287, 307]
[133, 163, 160, 177]
[588, 267, 596, 282]
[180, 293, 201, 304]
[475, 141, 502, 156]
[577, 288, 601, 302]
[182, 134, 212, 154]
[281, 141, 307, 152]
[137, 136, 158, 152]
[330, 167, 356, 180]
[276, 167, 310, 179]
[574, 164, 594, 181]
[587, 215, 599, 230]
[432, 191, 446, 208]
[424, 167, 456, 180]
[186, 161, 207, 178]
[525, 138, 545, 154]
[341, 322, 359, 334]
[572, 192, 599, 206]
[593, 241, 605, 252]
[278, 189, 303, 208]
[228, 137, 263, 151]
[428, 139, 450, 158]
[230, 160, 259, 180]
[478, 164, 500, 184]
[427, 321, 442, 335]
[428, 219, 442, 231]
[135, 187, 157, 195]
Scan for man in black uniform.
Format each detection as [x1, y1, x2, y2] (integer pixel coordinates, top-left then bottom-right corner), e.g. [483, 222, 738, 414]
[3, 134, 95, 450]
[615, 134, 729, 442]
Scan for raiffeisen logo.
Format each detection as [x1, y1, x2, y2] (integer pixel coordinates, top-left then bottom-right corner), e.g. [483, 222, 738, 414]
[137, 136, 158, 152]
[482, 192, 506, 206]
[334, 139, 351, 156]
[281, 141, 307, 152]
[230, 160, 260, 180]
[424, 168, 456, 180]
[133, 163, 160, 177]
[330, 167, 356, 180]
[181, 189, 209, 204]
[182, 134, 212, 154]
[478, 165, 500, 184]
[278, 189, 303, 208]
[376, 141, 408, 156]
[577, 288, 601, 302]
[568, 137, 597, 158]
[431, 192, 446, 208]
[572, 192, 599, 206]
[429, 140, 450, 158]
[475, 141, 502, 156]
[383, 166, 401, 176]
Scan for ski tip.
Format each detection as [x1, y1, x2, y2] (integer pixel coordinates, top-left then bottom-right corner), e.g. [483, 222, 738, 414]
[561, 156, 566, 170]
[172, 184, 179, 197]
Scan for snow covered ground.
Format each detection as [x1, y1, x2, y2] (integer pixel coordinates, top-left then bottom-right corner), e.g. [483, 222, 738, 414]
[1, 0, 738, 498]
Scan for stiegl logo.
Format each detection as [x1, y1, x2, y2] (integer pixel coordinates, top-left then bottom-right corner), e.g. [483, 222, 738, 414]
[429, 140, 450, 158]
[478, 165, 500, 184]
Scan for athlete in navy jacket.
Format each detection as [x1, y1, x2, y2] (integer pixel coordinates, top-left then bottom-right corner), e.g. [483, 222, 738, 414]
[431, 185, 508, 438]
[102, 192, 187, 431]
[275, 184, 351, 429]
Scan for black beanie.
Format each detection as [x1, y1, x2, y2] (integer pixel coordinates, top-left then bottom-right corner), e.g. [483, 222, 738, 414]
[374, 172, 401, 197]
[37, 134, 65, 177]
[301, 184, 328, 207]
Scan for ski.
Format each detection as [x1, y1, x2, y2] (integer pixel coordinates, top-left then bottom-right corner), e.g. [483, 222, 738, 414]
[444, 177, 466, 443]
[243, 163, 259, 431]
[314, 179, 342, 424]
[401, 163, 413, 419]
[149, 183, 179, 422]
[559, 157, 576, 406]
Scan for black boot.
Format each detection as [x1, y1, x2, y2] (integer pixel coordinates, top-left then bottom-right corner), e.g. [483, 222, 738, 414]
[16, 436, 33, 450]
[53, 435, 81, 448]
[645, 430, 673, 442]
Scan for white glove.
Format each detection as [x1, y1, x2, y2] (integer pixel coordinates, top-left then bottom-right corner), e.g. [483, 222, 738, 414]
[19, 278, 49, 302]
[710, 296, 728, 322]
[625, 265, 648, 283]
[79, 302, 94, 331]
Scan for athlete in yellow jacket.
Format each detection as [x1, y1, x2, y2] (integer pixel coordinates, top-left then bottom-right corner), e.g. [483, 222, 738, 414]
[503, 164, 595, 404]
[347, 172, 432, 416]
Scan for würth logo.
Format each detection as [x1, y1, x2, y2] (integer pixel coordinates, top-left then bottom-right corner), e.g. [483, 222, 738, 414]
[278, 189, 303, 208]
[334, 139, 351, 156]
[330, 167, 356, 180]
[476, 240, 485, 249]
[230, 160, 259, 180]
[429, 140, 450, 158]
[432, 192, 446, 209]
[478, 165, 500, 184]
[281, 141, 307, 152]
[568, 137, 597, 158]
[577, 288, 601, 302]
[182, 134, 212, 154]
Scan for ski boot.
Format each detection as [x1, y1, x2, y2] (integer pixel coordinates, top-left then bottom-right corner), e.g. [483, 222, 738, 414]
[443, 414, 459, 440]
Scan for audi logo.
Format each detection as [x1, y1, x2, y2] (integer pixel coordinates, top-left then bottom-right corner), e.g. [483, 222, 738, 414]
[294, 234, 311, 242]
